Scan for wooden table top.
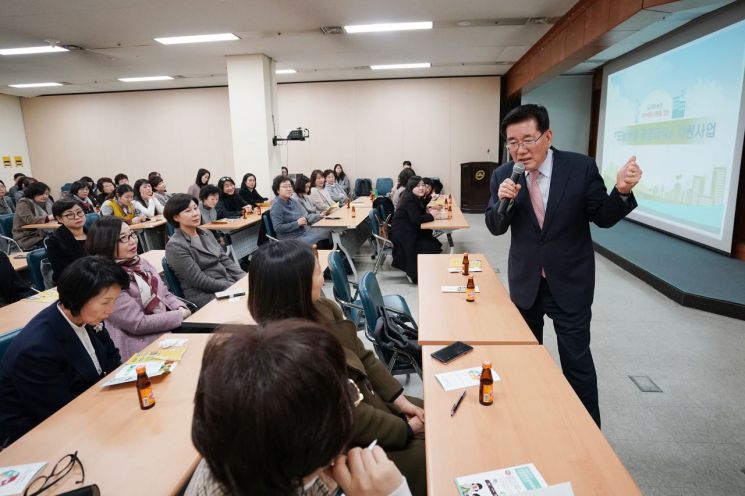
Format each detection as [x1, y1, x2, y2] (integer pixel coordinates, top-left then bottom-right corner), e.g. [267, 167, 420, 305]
[0, 297, 54, 336]
[183, 250, 331, 328]
[200, 213, 262, 231]
[9, 252, 28, 272]
[350, 197, 373, 208]
[421, 202, 470, 230]
[417, 254, 537, 345]
[0, 333, 209, 496]
[130, 217, 167, 230]
[423, 345, 641, 496]
[140, 249, 165, 274]
[313, 205, 372, 229]
[21, 221, 60, 230]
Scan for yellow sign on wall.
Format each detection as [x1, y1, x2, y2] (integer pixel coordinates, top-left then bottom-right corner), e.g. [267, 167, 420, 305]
[14, 156, 23, 168]
[2, 156, 10, 168]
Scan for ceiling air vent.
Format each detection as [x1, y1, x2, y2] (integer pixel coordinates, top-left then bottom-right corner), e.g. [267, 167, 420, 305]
[526, 17, 558, 25]
[320, 26, 345, 35]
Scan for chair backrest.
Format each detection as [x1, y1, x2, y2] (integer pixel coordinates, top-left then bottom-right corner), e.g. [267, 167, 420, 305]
[0, 329, 21, 361]
[161, 257, 184, 298]
[0, 214, 14, 237]
[354, 178, 372, 197]
[375, 177, 394, 196]
[166, 222, 175, 237]
[262, 211, 277, 238]
[328, 250, 353, 304]
[84, 212, 100, 231]
[27, 248, 47, 291]
[368, 209, 381, 236]
[358, 271, 386, 335]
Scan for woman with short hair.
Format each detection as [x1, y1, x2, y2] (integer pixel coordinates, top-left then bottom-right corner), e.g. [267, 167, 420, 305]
[0, 179, 15, 214]
[248, 241, 426, 496]
[87, 217, 190, 359]
[324, 169, 348, 203]
[100, 184, 147, 225]
[309, 169, 334, 212]
[132, 178, 164, 218]
[69, 180, 96, 213]
[0, 256, 125, 446]
[11, 181, 55, 251]
[46, 199, 88, 284]
[216, 176, 252, 219]
[164, 194, 245, 308]
[270, 176, 331, 246]
[96, 177, 116, 205]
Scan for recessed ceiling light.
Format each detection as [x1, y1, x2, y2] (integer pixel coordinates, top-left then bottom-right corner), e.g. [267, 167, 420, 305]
[0, 46, 68, 56]
[118, 76, 174, 82]
[8, 82, 63, 88]
[275, 69, 297, 74]
[370, 63, 431, 70]
[344, 21, 433, 34]
[154, 33, 239, 45]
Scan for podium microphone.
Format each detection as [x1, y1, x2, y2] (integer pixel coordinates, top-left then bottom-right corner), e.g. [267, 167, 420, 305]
[497, 162, 525, 215]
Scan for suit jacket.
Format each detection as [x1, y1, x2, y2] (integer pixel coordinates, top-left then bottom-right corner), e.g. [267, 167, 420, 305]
[485, 148, 637, 313]
[0, 303, 121, 446]
[45, 225, 87, 284]
[165, 228, 245, 308]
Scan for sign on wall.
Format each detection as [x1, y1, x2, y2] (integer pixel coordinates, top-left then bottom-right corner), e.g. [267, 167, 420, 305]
[2, 156, 10, 168]
[14, 156, 23, 167]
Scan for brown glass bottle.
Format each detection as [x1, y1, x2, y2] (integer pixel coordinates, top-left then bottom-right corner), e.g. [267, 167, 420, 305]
[136, 365, 156, 410]
[447, 205, 453, 219]
[351, 206, 356, 218]
[346, 198, 351, 208]
[479, 360, 493, 405]
[466, 275, 476, 302]
[462, 252, 469, 275]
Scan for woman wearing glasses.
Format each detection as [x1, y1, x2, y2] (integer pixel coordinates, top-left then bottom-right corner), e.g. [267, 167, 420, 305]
[45, 200, 89, 284]
[247, 241, 426, 496]
[100, 184, 147, 225]
[86, 217, 190, 359]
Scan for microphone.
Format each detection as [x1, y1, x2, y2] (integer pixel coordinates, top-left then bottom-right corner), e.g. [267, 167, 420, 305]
[497, 162, 525, 215]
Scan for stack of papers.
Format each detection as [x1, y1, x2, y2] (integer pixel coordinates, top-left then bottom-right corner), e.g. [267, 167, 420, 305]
[448, 257, 483, 273]
[24, 288, 59, 303]
[435, 367, 500, 391]
[457, 463, 577, 496]
[102, 361, 175, 387]
[0, 462, 47, 496]
[441, 285, 481, 293]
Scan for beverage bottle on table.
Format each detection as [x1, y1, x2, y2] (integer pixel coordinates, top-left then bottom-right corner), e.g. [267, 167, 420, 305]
[351, 206, 356, 218]
[462, 252, 469, 275]
[479, 361, 493, 405]
[136, 365, 156, 410]
[448, 204, 453, 219]
[466, 275, 476, 302]
[346, 198, 351, 208]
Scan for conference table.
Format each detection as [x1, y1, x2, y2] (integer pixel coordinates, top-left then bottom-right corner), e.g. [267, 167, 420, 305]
[21, 217, 167, 251]
[182, 250, 331, 329]
[422, 201, 470, 254]
[9, 251, 28, 271]
[313, 200, 372, 280]
[200, 212, 263, 264]
[417, 254, 537, 345]
[423, 345, 641, 495]
[0, 333, 209, 496]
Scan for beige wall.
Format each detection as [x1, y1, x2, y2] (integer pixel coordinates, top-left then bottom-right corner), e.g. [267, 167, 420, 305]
[20, 77, 500, 202]
[21, 87, 234, 197]
[0, 94, 32, 189]
[277, 77, 500, 201]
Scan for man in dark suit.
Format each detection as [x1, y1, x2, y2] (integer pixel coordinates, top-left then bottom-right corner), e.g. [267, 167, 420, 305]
[0, 256, 126, 446]
[485, 104, 642, 426]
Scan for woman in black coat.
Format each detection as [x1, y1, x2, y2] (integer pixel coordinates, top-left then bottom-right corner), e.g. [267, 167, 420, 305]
[216, 176, 252, 219]
[46, 200, 88, 284]
[238, 173, 268, 206]
[390, 176, 442, 283]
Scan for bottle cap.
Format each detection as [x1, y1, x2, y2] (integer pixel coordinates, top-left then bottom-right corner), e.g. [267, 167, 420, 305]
[136, 365, 146, 374]
[482, 360, 491, 369]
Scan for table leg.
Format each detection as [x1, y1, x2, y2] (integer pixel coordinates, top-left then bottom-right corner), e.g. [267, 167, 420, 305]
[447, 232, 455, 254]
[332, 230, 359, 281]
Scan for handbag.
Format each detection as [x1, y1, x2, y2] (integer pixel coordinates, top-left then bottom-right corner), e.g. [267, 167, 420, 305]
[374, 305, 422, 368]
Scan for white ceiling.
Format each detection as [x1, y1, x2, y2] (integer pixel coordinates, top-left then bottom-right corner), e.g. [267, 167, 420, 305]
[0, 0, 732, 97]
[0, 0, 576, 96]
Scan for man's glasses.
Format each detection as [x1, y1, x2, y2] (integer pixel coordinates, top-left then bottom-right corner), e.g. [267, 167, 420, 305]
[118, 232, 138, 244]
[24, 451, 85, 496]
[62, 210, 85, 220]
[506, 131, 545, 152]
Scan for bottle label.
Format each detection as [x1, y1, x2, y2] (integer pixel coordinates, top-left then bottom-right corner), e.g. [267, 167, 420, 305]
[466, 289, 475, 301]
[481, 384, 493, 403]
[140, 387, 155, 407]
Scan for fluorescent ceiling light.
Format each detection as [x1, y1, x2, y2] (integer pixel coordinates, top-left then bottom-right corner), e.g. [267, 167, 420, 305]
[154, 33, 239, 45]
[118, 76, 174, 82]
[0, 45, 68, 56]
[370, 62, 431, 70]
[8, 82, 63, 88]
[344, 21, 432, 34]
[275, 69, 297, 74]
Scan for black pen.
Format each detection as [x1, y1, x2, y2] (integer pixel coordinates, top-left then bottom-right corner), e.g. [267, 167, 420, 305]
[450, 390, 466, 417]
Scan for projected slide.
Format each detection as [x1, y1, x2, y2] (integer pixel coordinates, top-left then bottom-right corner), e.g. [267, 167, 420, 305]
[600, 19, 745, 252]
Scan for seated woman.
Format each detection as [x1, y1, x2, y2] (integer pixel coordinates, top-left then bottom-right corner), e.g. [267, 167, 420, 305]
[0, 179, 15, 214]
[11, 181, 55, 251]
[248, 241, 426, 496]
[293, 174, 323, 215]
[96, 177, 116, 205]
[270, 175, 332, 247]
[335, 163, 351, 196]
[238, 172, 268, 206]
[390, 176, 442, 284]
[186, 320, 411, 496]
[46, 199, 88, 284]
[87, 217, 190, 359]
[198, 184, 221, 224]
[69, 180, 96, 214]
[164, 194, 245, 308]
[187, 168, 210, 201]
[324, 168, 348, 204]
[79, 176, 99, 207]
[13, 176, 37, 203]
[0, 256, 125, 446]
[132, 178, 164, 219]
[100, 184, 147, 225]
[216, 176, 252, 219]
[392, 168, 416, 209]
[309, 169, 335, 212]
[0, 252, 34, 306]
[150, 175, 172, 205]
